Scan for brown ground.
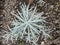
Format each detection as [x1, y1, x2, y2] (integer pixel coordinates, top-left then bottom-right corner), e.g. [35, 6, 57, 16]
[0, 0, 60, 45]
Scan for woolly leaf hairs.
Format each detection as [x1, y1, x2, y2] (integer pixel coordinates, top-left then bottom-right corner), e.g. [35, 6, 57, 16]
[2, 4, 50, 45]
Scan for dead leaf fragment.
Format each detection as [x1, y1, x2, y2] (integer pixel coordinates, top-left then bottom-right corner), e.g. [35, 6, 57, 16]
[29, 0, 33, 4]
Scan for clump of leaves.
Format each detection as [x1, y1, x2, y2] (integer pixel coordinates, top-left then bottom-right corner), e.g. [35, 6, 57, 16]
[2, 3, 50, 45]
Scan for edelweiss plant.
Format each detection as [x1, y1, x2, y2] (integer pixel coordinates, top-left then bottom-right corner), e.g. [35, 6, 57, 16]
[2, 4, 50, 45]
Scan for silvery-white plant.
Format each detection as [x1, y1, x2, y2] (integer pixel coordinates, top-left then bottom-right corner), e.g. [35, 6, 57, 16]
[2, 3, 50, 45]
